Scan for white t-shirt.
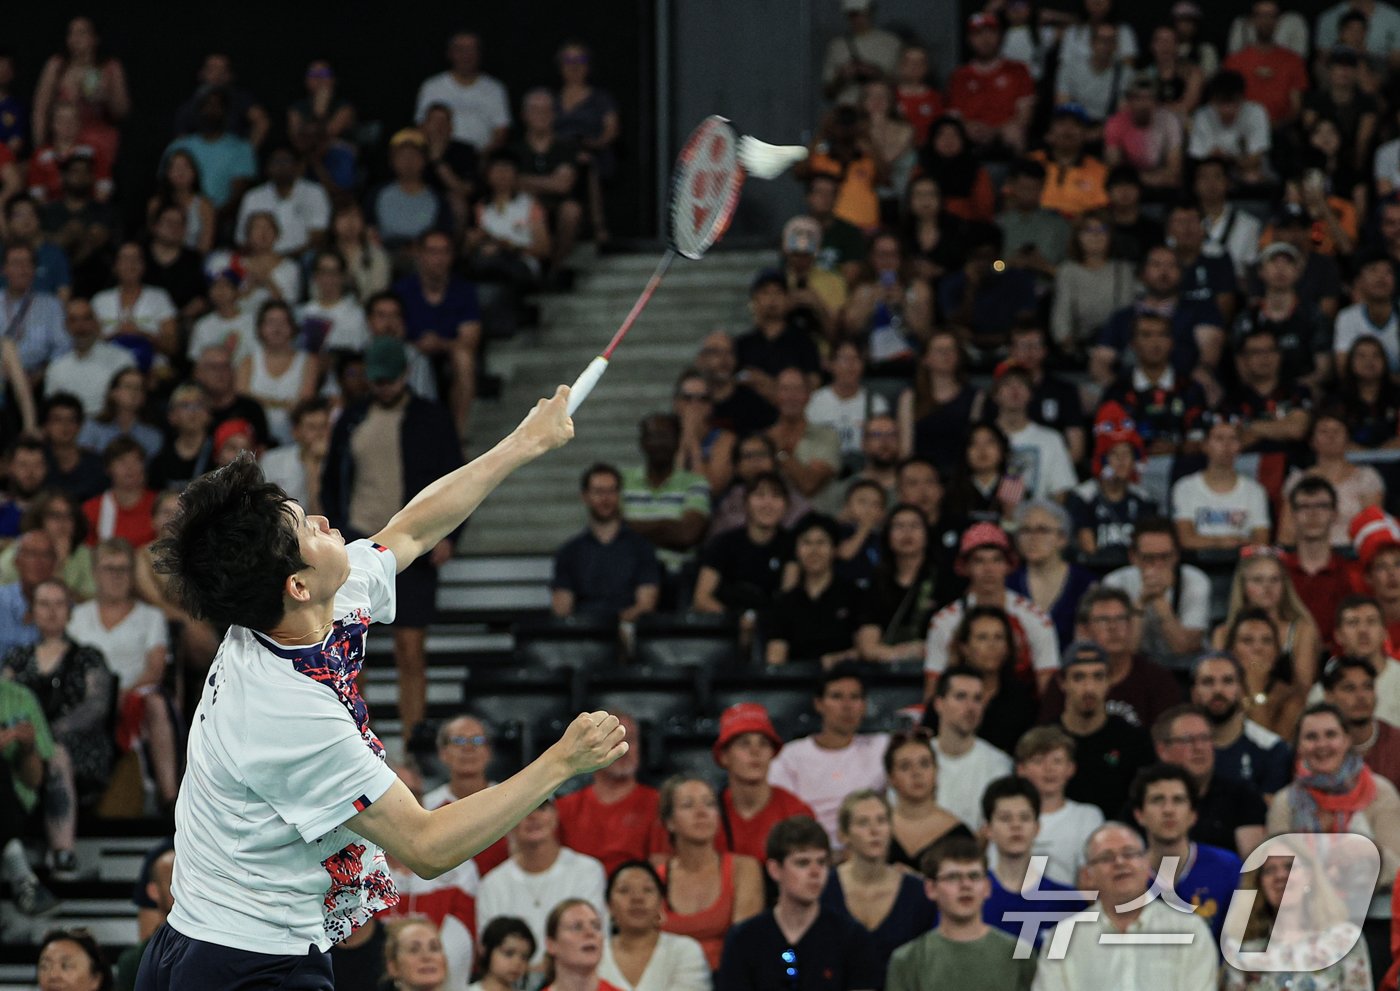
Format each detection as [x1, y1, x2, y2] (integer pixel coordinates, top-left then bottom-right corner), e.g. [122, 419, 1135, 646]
[414, 72, 511, 148]
[1028, 799, 1104, 887]
[1375, 657, 1400, 728]
[206, 249, 303, 308]
[92, 286, 177, 339]
[44, 343, 135, 416]
[167, 539, 400, 954]
[1006, 421, 1077, 500]
[259, 445, 310, 510]
[1170, 471, 1270, 542]
[1101, 564, 1211, 631]
[188, 309, 258, 364]
[1188, 101, 1272, 161]
[805, 387, 890, 458]
[598, 931, 711, 991]
[67, 599, 168, 692]
[237, 179, 332, 255]
[1332, 302, 1400, 372]
[475, 848, 608, 964]
[298, 296, 370, 354]
[767, 733, 890, 845]
[925, 591, 1061, 675]
[935, 737, 1013, 830]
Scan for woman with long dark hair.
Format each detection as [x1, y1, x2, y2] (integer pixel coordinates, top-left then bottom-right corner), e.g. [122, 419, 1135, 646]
[915, 116, 994, 223]
[854, 504, 940, 665]
[943, 422, 1017, 527]
[921, 605, 1036, 753]
[881, 729, 971, 870]
[598, 861, 710, 991]
[895, 330, 983, 473]
[1219, 603, 1306, 739]
[1329, 336, 1400, 448]
[147, 150, 215, 253]
[897, 176, 968, 285]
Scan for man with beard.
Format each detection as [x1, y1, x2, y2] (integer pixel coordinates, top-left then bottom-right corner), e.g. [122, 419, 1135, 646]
[322, 337, 462, 739]
[1150, 705, 1265, 856]
[1189, 651, 1291, 796]
[1055, 640, 1154, 817]
[0, 438, 50, 537]
[1321, 654, 1400, 791]
[693, 330, 776, 437]
[550, 462, 659, 622]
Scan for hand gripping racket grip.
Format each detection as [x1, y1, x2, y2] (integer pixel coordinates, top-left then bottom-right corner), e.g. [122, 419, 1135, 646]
[566, 356, 610, 416]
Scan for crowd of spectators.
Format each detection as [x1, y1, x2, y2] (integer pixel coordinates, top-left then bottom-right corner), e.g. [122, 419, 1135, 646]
[19, 1, 1400, 990]
[0, 14, 620, 938]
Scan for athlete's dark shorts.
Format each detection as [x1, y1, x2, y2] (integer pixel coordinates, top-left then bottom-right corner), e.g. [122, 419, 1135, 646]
[135, 923, 334, 990]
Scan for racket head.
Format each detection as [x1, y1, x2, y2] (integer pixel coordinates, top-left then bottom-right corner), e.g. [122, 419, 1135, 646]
[668, 115, 745, 261]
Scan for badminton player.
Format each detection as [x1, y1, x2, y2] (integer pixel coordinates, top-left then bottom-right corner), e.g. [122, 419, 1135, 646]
[135, 385, 628, 990]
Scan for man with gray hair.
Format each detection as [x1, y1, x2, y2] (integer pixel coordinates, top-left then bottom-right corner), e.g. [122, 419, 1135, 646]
[422, 713, 510, 878]
[1030, 822, 1217, 991]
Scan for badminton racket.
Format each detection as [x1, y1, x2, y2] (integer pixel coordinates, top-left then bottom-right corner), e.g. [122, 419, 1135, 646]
[565, 116, 808, 416]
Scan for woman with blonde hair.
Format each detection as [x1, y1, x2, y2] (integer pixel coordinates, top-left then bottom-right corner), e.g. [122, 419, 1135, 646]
[1212, 547, 1321, 691]
[541, 899, 623, 991]
[382, 915, 452, 991]
[654, 775, 763, 970]
[1221, 835, 1372, 990]
[821, 790, 935, 964]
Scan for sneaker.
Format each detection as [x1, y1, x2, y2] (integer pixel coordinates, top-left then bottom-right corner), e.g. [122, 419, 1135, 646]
[14, 878, 60, 917]
[47, 849, 80, 882]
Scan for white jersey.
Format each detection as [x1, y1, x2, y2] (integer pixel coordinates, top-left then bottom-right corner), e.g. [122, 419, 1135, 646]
[924, 590, 1060, 675]
[168, 539, 400, 954]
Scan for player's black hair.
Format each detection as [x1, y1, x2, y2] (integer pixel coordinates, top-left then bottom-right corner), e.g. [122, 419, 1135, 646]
[152, 454, 308, 631]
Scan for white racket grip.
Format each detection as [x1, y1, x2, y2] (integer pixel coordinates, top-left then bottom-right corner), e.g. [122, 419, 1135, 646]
[566, 356, 610, 416]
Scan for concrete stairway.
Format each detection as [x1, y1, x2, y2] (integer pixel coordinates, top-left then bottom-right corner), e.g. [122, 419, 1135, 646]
[461, 248, 771, 557]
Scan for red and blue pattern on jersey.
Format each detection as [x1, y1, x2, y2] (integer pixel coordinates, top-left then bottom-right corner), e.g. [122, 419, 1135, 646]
[289, 607, 385, 759]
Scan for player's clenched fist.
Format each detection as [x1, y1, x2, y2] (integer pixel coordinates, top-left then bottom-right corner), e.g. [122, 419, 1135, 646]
[513, 385, 575, 456]
[555, 710, 628, 775]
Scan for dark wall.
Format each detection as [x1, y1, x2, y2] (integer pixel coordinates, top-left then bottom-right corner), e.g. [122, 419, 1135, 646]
[5, 1, 656, 236]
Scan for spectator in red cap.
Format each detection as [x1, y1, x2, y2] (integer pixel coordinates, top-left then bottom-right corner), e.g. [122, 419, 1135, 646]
[946, 14, 1036, 155]
[923, 522, 1060, 697]
[711, 703, 814, 862]
[211, 417, 255, 468]
[556, 713, 668, 875]
[1352, 507, 1400, 649]
[1067, 404, 1153, 557]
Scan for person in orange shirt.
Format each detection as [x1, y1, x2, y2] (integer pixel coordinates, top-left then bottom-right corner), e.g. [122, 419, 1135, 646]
[801, 105, 885, 232]
[1032, 106, 1109, 217]
[555, 712, 668, 874]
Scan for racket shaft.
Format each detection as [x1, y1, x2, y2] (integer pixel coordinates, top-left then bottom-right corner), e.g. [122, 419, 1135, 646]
[601, 251, 676, 359]
[566, 356, 610, 416]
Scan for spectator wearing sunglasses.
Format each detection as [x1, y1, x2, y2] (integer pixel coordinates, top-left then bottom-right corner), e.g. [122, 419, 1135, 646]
[716, 815, 879, 991]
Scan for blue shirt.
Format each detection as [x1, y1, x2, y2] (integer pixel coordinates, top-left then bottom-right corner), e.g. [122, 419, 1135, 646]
[982, 871, 1089, 954]
[1155, 842, 1242, 942]
[373, 183, 448, 247]
[0, 583, 38, 658]
[0, 96, 28, 148]
[1215, 722, 1292, 796]
[550, 525, 661, 619]
[0, 291, 71, 372]
[164, 133, 257, 208]
[391, 275, 481, 344]
[937, 268, 1038, 341]
[1007, 564, 1098, 649]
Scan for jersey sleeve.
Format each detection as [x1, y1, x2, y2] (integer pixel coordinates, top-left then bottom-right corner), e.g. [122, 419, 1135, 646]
[339, 539, 398, 625]
[238, 673, 398, 842]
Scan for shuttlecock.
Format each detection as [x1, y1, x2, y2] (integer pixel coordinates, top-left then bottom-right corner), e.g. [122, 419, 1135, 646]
[738, 135, 808, 180]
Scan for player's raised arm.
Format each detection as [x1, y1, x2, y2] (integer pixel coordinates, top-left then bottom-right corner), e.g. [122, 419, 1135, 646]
[348, 711, 627, 879]
[371, 385, 574, 572]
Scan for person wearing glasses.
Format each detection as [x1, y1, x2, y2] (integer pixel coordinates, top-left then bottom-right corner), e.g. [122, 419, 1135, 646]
[716, 815, 879, 991]
[1102, 517, 1209, 671]
[885, 833, 1035, 991]
[1280, 477, 1351, 648]
[1040, 587, 1181, 731]
[422, 714, 510, 879]
[1151, 704, 1266, 857]
[1030, 822, 1216, 991]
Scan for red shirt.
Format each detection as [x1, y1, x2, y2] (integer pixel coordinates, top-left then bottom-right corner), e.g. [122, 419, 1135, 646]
[1223, 47, 1308, 126]
[556, 782, 668, 875]
[83, 490, 158, 548]
[26, 141, 113, 203]
[897, 86, 945, 145]
[1283, 550, 1354, 650]
[716, 786, 814, 862]
[947, 59, 1035, 129]
[1364, 719, 1400, 794]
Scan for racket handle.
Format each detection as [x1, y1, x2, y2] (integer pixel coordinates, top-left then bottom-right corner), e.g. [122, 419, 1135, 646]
[566, 356, 610, 416]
